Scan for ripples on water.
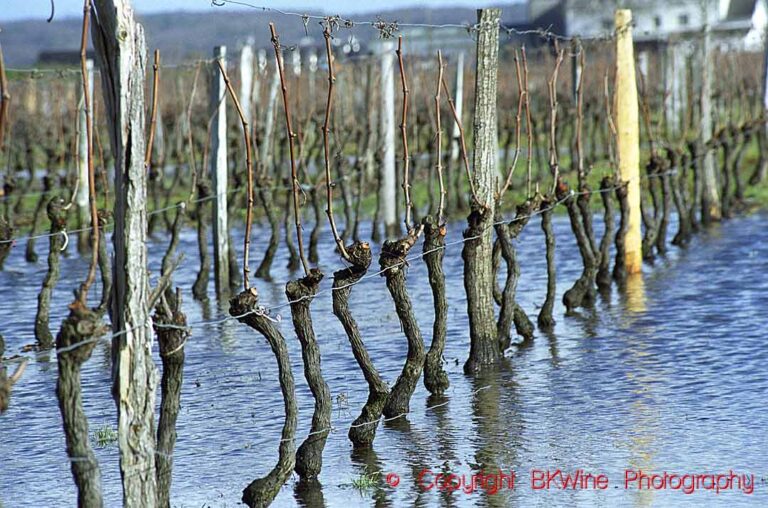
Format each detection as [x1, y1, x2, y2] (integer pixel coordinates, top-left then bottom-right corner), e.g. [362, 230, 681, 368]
[1, 212, 766, 507]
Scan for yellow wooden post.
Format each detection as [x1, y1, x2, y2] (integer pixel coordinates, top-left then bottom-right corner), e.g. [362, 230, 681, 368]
[615, 9, 642, 274]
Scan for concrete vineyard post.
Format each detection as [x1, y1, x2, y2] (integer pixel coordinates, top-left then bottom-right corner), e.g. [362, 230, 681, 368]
[210, 45, 230, 297]
[77, 58, 94, 252]
[380, 40, 398, 239]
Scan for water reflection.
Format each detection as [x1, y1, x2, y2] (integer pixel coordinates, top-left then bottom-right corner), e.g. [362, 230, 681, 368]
[349, 446, 390, 508]
[622, 273, 647, 314]
[3, 213, 768, 507]
[294, 478, 327, 508]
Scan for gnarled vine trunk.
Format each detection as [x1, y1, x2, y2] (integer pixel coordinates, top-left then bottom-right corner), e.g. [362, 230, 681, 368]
[230, 289, 297, 507]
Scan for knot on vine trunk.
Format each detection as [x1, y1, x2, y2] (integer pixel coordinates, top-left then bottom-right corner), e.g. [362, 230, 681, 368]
[422, 214, 446, 238]
[47, 196, 68, 228]
[555, 179, 572, 202]
[56, 301, 107, 365]
[97, 209, 112, 228]
[153, 293, 189, 359]
[380, 229, 421, 273]
[464, 206, 491, 237]
[508, 198, 538, 238]
[286, 268, 324, 300]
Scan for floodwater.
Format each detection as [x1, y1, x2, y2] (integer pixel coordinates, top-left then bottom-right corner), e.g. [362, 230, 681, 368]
[1, 211, 767, 507]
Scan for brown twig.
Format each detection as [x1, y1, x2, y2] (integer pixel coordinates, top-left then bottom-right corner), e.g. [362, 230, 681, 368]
[321, 25, 350, 261]
[547, 44, 565, 194]
[434, 51, 446, 224]
[216, 59, 255, 291]
[499, 49, 524, 199]
[522, 47, 533, 197]
[440, 71, 480, 206]
[395, 37, 413, 230]
[270, 23, 309, 275]
[145, 49, 160, 170]
[77, 0, 98, 305]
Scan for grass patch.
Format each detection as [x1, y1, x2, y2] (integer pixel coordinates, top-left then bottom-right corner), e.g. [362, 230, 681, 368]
[91, 423, 118, 448]
[346, 468, 381, 493]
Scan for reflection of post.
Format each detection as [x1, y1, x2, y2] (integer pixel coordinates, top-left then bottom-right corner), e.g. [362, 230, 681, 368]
[380, 40, 398, 239]
[77, 59, 94, 253]
[624, 272, 647, 313]
[210, 46, 230, 297]
[615, 9, 642, 274]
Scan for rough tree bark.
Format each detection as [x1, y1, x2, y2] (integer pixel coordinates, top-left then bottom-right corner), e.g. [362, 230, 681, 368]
[596, 176, 614, 291]
[56, 303, 108, 508]
[421, 215, 449, 396]
[463, 8, 501, 374]
[669, 147, 692, 246]
[537, 197, 556, 331]
[495, 199, 537, 351]
[35, 197, 68, 349]
[152, 289, 188, 508]
[286, 269, 331, 482]
[192, 178, 211, 301]
[380, 230, 426, 418]
[613, 182, 630, 282]
[331, 242, 389, 447]
[255, 178, 280, 280]
[559, 179, 598, 313]
[96, 209, 113, 312]
[25, 174, 54, 263]
[229, 289, 296, 508]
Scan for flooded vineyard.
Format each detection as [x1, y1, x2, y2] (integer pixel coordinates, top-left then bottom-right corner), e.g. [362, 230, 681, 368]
[1, 1, 768, 507]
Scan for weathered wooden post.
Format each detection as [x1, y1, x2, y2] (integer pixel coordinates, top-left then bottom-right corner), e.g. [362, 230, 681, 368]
[463, 8, 500, 373]
[91, 0, 157, 504]
[699, 24, 721, 223]
[210, 46, 230, 297]
[614, 9, 642, 274]
[380, 40, 398, 239]
[77, 58, 94, 253]
[239, 38, 255, 125]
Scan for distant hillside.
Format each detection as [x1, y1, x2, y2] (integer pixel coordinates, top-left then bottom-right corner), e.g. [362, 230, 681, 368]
[0, 4, 526, 67]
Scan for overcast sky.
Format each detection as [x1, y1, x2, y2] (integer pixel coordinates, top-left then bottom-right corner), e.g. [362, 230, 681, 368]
[1, 0, 512, 22]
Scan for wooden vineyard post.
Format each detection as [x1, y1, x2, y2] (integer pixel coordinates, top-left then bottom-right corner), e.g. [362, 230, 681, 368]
[210, 45, 230, 297]
[614, 9, 642, 274]
[91, 0, 158, 504]
[463, 8, 500, 373]
[380, 40, 398, 239]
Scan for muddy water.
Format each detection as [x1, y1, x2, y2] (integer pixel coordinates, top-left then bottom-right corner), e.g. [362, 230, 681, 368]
[1, 212, 767, 507]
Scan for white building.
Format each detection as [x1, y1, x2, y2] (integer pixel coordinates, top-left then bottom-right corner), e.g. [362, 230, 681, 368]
[531, 0, 767, 50]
